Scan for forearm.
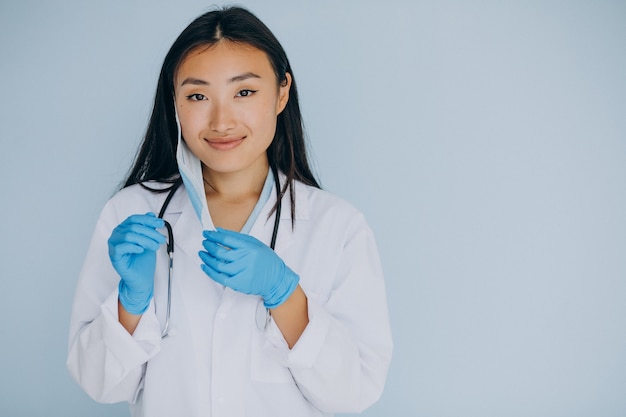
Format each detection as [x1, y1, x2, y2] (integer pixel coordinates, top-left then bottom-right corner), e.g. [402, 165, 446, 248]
[270, 285, 309, 348]
[119, 299, 142, 335]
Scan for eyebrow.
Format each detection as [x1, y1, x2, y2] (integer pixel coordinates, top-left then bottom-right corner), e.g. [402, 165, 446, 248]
[180, 77, 208, 87]
[179, 72, 262, 87]
[228, 72, 261, 84]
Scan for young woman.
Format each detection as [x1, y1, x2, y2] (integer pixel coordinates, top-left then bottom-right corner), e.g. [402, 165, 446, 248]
[67, 7, 392, 417]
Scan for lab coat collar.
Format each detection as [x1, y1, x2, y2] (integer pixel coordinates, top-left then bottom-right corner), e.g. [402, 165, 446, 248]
[159, 171, 311, 257]
[158, 184, 205, 257]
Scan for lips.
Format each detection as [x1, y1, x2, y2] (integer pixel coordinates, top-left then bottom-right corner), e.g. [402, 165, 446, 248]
[205, 136, 245, 151]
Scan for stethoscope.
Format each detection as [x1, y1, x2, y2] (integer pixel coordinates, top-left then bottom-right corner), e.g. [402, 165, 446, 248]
[157, 165, 282, 338]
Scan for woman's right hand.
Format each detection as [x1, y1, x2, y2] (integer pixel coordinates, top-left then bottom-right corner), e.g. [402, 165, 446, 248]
[108, 213, 166, 315]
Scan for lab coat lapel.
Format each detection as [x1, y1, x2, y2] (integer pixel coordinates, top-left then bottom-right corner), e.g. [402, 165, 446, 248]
[174, 208, 204, 256]
[166, 186, 213, 258]
[248, 173, 310, 255]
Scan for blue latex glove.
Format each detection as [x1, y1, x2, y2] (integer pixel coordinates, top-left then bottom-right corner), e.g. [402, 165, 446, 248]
[108, 213, 166, 315]
[199, 228, 299, 308]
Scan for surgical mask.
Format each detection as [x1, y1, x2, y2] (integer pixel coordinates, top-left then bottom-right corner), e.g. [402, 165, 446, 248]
[175, 108, 213, 230]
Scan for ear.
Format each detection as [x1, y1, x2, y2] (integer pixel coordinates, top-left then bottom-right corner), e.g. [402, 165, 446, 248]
[275, 72, 292, 115]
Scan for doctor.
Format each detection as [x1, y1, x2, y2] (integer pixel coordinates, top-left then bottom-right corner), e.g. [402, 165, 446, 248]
[67, 6, 392, 417]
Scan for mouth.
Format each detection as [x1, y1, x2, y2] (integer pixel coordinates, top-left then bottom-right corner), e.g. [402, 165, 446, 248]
[205, 136, 246, 151]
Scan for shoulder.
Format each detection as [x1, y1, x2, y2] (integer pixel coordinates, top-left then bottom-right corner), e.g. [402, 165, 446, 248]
[108, 181, 171, 206]
[102, 182, 174, 222]
[293, 181, 369, 233]
[295, 180, 358, 212]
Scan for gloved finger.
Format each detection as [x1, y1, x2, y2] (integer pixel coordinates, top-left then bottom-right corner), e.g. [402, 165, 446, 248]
[201, 239, 246, 263]
[112, 218, 167, 242]
[202, 229, 252, 250]
[198, 250, 245, 276]
[200, 262, 229, 286]
[111, 229, 164, 251]
[201, 238, 230, 258]
[124, 223, 167, 245]
[109, 241, 145, 260]
[122, 213, 165, 229]
[215, 227, 260, 243]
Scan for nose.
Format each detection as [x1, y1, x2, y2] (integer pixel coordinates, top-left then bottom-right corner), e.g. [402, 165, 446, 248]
[208, 100, 235, 133]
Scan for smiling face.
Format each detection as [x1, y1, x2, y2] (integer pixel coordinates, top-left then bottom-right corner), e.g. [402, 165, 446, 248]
[174, 41, 291, 178]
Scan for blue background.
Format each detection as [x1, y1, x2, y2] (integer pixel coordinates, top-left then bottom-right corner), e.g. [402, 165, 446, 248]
[1, 1, 625, 416]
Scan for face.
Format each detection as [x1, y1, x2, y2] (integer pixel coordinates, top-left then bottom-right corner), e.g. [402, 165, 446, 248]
[174, 41, 291, 177]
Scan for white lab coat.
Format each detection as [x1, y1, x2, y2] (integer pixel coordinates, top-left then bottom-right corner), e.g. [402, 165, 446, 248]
[67, 175, 393, 417]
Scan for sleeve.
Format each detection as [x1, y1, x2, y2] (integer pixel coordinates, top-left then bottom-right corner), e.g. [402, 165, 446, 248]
[66, 198, 163, 404]
[265, 214, 393, 413]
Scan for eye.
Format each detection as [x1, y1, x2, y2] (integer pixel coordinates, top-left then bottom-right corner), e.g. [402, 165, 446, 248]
[236, 89, 257, 97]
[186, 93, 206, 101]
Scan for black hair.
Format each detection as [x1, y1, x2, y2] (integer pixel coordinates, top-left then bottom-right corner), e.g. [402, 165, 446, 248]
[123, 6, 320, 220]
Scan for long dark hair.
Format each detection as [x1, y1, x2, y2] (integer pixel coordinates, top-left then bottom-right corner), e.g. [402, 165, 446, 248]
[123, 6, 320, 219]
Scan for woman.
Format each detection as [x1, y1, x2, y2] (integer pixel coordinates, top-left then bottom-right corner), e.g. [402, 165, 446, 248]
[67, 6, 392, 417]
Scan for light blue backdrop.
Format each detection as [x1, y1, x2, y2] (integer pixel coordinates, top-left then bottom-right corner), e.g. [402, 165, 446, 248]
[1, 1, 625, 416]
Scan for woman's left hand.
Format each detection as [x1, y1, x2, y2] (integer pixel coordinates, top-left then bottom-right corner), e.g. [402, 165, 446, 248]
[199, 228, 299, 308]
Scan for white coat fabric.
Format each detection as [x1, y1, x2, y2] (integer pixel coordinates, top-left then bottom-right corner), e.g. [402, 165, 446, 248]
[67, 174, 393, 417]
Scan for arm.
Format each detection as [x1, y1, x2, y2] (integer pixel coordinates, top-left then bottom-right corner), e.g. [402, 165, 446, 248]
[266, 216, 393, 413]
[67, 203, 163, 403]
[270, 285, 309, 348]
[199, 228, 309, 349]
[197, 216, 393, 412]
[118, 301, 142, 335]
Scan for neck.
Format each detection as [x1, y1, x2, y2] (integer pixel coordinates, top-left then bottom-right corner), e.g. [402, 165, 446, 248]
[202, 162, 269, 202]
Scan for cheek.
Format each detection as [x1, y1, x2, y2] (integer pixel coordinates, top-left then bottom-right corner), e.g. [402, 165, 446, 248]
[177, 105, 203, 136]
[257, 97, 282, 129]
[254, 109, 279, 141]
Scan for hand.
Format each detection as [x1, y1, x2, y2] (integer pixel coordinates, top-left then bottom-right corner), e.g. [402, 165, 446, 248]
[199, 228, 299, 308]
[108, 213, 166, 315]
